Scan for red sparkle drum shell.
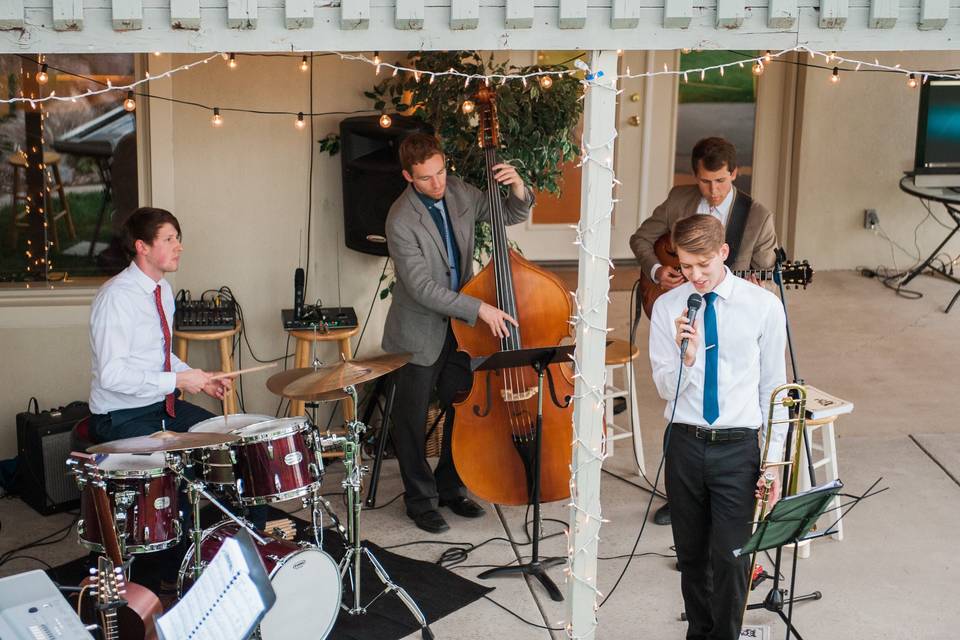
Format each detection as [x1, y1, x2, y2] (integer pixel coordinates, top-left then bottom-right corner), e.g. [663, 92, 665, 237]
[178, 521, 341, 640]
[231, 417, 323, 505]
[78, 453, 180, 554]
[188, 414, 274, 486]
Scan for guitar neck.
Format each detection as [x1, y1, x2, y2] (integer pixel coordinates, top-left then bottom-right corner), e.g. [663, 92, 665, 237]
[732, 268, 776, 281]
[102, 611, 118, 640]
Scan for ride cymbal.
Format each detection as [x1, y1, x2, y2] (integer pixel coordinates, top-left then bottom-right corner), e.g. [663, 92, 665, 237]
[266, 353, 411, 400]
[88, 430, 238, 454]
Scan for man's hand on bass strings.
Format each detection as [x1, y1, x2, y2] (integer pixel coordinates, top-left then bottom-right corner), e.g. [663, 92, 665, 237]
[478, 302, 519, 339]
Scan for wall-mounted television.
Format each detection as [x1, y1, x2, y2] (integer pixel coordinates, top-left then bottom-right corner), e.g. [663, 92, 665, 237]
[914, 80, 960, 188]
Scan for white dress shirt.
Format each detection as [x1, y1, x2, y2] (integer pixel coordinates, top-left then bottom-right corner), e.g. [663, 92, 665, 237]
[651, 187, 737, 282]
[89, 262, 190, 415]
[648, 267, 788, 463]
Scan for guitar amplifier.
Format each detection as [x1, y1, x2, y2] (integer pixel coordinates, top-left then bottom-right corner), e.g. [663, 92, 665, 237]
[15, 401, 87, 515]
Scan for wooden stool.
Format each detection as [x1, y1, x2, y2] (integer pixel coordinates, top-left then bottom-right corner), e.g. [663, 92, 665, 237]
[7, 151, 75, 250]
[174, 321, 242, 415]
[603, 338, 645, 475]
[289, 326, 361, 419]
[794, 385, 853, 558]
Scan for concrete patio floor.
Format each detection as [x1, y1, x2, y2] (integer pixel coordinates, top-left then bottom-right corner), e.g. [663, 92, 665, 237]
[1, 270, 957, 639]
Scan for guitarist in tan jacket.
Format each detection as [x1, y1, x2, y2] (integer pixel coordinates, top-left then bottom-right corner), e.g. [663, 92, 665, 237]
[629, 136, 779, 526]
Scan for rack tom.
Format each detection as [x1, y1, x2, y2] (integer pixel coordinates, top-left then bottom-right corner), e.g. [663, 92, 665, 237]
[232, 417, 323, 505]
[76, 453, 180, 554]
[188, 414, 273, 486]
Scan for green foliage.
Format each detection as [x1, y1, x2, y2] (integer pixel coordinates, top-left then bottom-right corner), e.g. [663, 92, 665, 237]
[678, 51, 758, 104]
[317, 133, 340, 156]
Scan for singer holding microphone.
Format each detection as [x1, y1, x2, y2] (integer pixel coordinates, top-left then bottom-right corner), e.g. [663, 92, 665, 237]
[648, 215, 788, 640]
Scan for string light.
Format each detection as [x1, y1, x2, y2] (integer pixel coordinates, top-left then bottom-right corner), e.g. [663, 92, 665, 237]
[752, 62, 764, 76]
[764, 50, 772, 63]
[461, 99, 475, 114]
[211, 107, 223, 126]
[681, 48, 691, 54]
[373, 51, 380, 66]
[228, 53, 237, 69]
[831, 67, 840, 84]
[123, 90, 136, 111]
[36, 64, 48, 85]
[295, 112, 306, 129]
[907, 73, 918, 88]
[153, 51, 162, 57]
[378, 113, 392, 128]
[539, 75, 553, 89]
[300, 55, 309, 72]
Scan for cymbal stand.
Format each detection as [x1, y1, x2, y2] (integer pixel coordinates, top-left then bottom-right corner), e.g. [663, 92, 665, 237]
[167, 452, 268, 581]
[337, 385, 434, 640]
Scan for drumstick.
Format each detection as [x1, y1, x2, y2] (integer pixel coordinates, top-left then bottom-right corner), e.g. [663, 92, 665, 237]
[209, 363, 277, 380]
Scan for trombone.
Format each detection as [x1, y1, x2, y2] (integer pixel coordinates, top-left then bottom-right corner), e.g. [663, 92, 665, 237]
[741, 383, 808, 625]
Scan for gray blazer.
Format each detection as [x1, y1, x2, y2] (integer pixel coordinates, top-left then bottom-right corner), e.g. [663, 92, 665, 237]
[629, 185, 778, 277]
[382, 175, 534, 366]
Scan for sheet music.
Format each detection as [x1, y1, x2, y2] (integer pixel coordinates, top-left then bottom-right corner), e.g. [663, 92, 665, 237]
[156, 536, 269, 640]
[803, 384, 854, 421]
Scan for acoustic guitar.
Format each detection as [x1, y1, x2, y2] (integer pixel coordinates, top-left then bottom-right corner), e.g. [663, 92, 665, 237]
[638, 232, 814, 318]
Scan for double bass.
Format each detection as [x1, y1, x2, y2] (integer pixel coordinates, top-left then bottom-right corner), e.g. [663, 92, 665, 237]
[451, 87, 575, 506]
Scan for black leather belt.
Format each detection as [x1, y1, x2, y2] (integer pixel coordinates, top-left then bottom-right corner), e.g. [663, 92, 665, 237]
[675, 423, 757, 443]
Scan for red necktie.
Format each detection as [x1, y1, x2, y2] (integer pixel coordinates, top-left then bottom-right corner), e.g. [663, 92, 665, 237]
[153, 285, 176, 418]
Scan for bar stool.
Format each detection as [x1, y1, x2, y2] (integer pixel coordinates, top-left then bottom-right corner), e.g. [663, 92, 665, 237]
[7, 151, 75, 250]
[288, 326, 361, 419]
[173, 321, 242, 414]
[603, 338, 645, 475]
[794, 385, 852, 558]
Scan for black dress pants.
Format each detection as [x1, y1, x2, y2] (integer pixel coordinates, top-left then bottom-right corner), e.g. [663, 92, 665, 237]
[665, 425, 760, 640]
[389, 330, 472, 516]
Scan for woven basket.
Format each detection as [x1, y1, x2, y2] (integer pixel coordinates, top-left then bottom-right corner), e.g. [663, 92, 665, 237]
[424, 404, 444, 458]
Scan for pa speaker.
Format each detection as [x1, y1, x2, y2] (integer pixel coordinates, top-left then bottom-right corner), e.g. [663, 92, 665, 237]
[339, 115, 433, 256]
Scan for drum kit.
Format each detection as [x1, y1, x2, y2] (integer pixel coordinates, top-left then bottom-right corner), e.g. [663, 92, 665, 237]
[67, 353, 436, 640]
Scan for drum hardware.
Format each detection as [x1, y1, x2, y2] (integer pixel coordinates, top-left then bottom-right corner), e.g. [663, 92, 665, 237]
[335, 385, 434, 640]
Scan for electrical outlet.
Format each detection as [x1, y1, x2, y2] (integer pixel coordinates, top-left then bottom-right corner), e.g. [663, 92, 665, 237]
[864, 209, 879, 230]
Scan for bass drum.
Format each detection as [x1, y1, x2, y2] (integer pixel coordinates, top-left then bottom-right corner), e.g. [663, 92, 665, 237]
[178, 521, 341, 639]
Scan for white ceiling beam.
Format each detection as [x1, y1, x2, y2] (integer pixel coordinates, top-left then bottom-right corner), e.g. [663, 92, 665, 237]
[610, 0, 640, 28]
[664, 0, 693, 28]
[450, 0, 479, 29]
[717, 0, 746, 27]
[918, 0, 948, 29]
[560, 0, 588, 28]
[869, 0, 898, 27]
[170, 0, 200, 29]
[286, 0, 314, 28]
[0, 0, 24, 29]
[52, 0, 83, 30]
[767, 0, 798, 28]
[112, 0, 143, 30]
[396, 0, 424, 29]
[505, 0, 534, 28]
[341, 0, 370, 29]
[227, 0, 258, 29]
[819, 0, 848, 28]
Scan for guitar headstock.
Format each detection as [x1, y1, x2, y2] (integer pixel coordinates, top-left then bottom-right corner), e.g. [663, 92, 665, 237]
[91, 555, 127, 610]
[776, 260, 814, 289]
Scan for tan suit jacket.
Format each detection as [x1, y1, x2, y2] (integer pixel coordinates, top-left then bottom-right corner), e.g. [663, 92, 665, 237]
[629, 185, 778, 277]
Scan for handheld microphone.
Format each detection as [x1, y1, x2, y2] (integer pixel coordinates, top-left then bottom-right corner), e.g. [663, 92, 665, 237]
[294, 268, 305, 321]
[680, 293, 703, 359]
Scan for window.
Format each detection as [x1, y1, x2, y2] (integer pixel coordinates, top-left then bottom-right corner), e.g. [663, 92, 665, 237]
[0, 54, 137, 285]
[674, 51, 757, 194]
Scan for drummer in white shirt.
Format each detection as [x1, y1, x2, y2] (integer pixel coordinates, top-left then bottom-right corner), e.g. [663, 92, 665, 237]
[88, 207, 230, 443]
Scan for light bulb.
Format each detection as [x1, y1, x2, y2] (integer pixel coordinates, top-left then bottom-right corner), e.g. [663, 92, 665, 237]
[461, 100, 475, 114]
[211, 107, 223, 127]
[764, 50, 772, 63]
[373, 51, 381, 66]
[830, 67, 840, 84]
[123, 91, 136, 111]
[37, 64, 49, 85]
[907, 73, 918, 89]
[752, 62, 764, 76]
[153, 51, 162, 57]
[681, 48, 691, 54]
[300, 56, 309, 72]
[378, 113, 392, 128]
[539, 75, 553, 89]
[228, 53, 237, 69]
[295, 112, 306, 129]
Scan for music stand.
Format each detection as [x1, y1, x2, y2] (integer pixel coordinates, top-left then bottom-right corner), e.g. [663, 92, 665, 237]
[735, 479, 844, 640]
[471, 344, 575, 602]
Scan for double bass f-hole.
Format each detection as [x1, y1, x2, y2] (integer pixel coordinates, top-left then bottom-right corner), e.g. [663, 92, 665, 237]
[472, 370, 495, 418]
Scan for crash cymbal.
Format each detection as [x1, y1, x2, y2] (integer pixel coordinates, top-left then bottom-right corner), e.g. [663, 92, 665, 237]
[266, 353, 411, 400]
[88, 430, 238, 455]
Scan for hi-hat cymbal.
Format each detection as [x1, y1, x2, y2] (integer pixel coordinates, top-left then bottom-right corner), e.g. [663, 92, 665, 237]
[266, 353, 411, 400]
[88, 431, 238, 455]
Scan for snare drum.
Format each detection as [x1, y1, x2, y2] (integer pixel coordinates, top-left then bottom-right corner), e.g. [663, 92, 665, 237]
[178, 521, 341, 640]
[232, 417, 323, 505]
[78, 453, 180, 554]
[189, 414, 273, 486]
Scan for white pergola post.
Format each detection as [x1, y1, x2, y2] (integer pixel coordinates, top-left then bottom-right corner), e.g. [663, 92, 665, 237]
[566, 49, 619, 639]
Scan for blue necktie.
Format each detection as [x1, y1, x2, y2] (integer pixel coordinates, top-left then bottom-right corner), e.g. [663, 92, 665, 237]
[703, 292, 720, 425]
[431, 202, 460, 291]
